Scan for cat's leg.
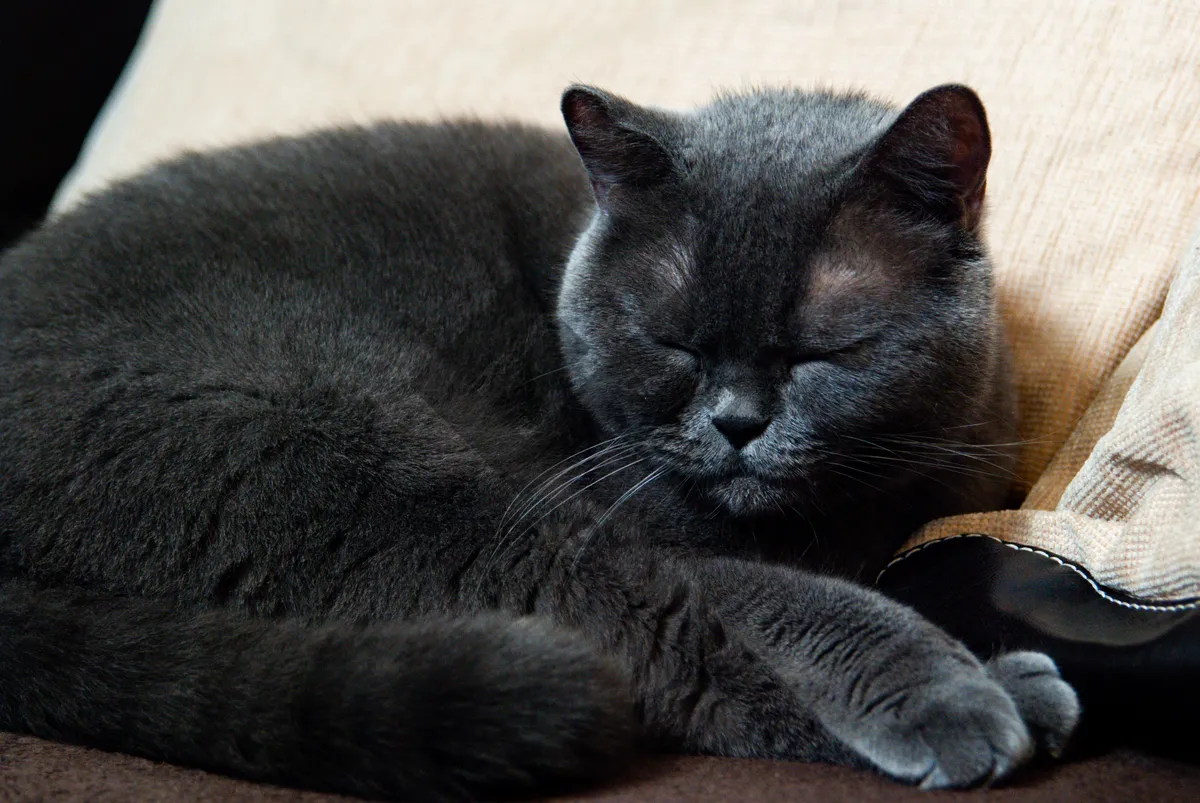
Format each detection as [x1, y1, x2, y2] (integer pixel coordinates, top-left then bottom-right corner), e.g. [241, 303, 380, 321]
[524, 550, 863, 767]
[664, 556, 1080, 787]
[502, 544, 1076, 788]
[0, 579, 634, 800]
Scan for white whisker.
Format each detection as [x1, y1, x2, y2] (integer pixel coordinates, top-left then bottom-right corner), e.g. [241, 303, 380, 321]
[489, 456, 650, 581]
[570, 465, 667, 573]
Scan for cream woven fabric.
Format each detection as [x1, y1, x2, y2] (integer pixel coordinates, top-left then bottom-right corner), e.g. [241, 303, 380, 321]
[54, 0, 1200, 603]
[892, 226, 1200, 605]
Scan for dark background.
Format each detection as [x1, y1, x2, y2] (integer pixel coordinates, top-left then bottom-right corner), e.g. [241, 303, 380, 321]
[1, 0, 153, 248]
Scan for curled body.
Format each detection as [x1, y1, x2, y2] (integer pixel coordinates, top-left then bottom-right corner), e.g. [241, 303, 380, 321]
[0, 84, 1078, 799]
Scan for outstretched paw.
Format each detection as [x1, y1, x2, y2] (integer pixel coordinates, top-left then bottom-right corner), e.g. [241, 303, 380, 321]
[839, 652, 1079, 789]
[846, 670, 1035, 789]
[986, 651, 1080, 757]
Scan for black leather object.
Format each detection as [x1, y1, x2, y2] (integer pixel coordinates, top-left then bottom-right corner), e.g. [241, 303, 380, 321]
[876, 536, 1200, 757]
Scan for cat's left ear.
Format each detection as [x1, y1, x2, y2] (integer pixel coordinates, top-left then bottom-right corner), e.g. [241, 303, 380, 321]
[862, 84, 991, 231]
[562, 85, 674, 210]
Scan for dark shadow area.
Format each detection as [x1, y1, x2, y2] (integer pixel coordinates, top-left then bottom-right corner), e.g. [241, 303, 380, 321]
[1, 0, 153, 248]
[879, 536, 1200, 765]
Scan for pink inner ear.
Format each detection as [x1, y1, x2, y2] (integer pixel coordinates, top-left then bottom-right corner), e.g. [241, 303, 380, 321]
[561, 86, 674, 207]
[945, 103, 989, 229]
[905, 86, 991, 229]
[948, 106, 987, 188]
[869, 84, 992, 229]
[563, 90, 611, 138]
[561, 88, 623, 205]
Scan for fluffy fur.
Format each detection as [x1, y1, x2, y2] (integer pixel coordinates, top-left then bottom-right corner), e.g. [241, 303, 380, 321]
[0, 84, 1078, 799]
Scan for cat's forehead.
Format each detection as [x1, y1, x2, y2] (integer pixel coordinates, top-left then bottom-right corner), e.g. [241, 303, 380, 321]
[610, 90, 935, 325]
[679, 90, 895, 179]
[797, 204, 932, 321]
[641, 198, 931, 337]
[668, 91, 898, 246]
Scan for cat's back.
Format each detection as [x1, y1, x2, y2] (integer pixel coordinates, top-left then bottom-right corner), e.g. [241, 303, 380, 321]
[2, 121, 588, 323]
[1, 121, 593, 420]
[0, 120, 596, 593]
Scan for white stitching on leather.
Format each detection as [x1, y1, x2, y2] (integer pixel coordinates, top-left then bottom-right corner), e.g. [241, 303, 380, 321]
[876, 533, 1200, 613]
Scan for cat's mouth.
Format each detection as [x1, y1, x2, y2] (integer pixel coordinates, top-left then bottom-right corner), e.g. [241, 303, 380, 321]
[699, 473, 792, 517]
[660, 447, 814, 516]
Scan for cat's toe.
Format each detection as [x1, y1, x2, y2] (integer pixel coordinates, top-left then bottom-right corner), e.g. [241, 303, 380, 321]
[848, 673, 1034, 789]
[986, 651, 1080, 757]
[909, 675, 1034, 789]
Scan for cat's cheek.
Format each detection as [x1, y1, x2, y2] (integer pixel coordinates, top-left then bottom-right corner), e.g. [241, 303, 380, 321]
[620, 364, 699, 424]
[782, 362, 841, 410]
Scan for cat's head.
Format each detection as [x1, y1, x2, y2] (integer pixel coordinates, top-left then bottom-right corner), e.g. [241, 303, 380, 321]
[556, 84, 1010, 517]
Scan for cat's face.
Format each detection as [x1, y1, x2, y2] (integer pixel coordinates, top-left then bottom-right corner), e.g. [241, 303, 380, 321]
[557, 85, 1006, 517]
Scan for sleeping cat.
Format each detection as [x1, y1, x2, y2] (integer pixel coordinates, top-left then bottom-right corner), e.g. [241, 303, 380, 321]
[0, 83, 1079, 800]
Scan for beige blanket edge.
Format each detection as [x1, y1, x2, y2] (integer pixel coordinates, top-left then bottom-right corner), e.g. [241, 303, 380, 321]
[899, 223, 1200, 604]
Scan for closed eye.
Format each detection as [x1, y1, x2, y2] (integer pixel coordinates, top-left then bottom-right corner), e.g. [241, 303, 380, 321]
[790, 335, 877, 366]
[656, 340, 704, 366]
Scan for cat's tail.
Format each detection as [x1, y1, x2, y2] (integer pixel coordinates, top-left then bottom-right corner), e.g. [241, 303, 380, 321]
[0, 581, 635, 800]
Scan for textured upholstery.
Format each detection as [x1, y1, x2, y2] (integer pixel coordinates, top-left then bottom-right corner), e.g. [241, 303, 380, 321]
[3, 733, 1199, 802]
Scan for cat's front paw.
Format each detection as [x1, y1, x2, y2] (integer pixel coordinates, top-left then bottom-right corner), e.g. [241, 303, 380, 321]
[986, 651, 1080, 757]
[846, 670, 1037, 789]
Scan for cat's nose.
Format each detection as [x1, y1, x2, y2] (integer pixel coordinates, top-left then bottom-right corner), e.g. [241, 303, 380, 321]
[712, 409, 771, 450]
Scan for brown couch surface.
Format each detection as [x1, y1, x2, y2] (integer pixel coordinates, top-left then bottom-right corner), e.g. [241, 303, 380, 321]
[3, 734, 1198, 802]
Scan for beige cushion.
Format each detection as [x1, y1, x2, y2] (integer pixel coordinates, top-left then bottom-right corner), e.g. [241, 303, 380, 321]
[891, 225, 1200, 605]
[56, 0, 1200, 603]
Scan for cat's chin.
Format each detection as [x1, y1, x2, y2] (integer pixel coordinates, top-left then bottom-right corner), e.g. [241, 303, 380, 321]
[706, 476, 791, 517]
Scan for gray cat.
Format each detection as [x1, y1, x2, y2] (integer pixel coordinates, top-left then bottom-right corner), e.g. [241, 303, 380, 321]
[0, 83, 1079, 800]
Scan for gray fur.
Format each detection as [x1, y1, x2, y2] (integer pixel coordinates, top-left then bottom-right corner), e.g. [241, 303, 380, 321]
[0, 84, 1077, 800]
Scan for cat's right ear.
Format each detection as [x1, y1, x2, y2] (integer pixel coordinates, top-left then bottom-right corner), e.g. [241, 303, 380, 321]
[861, 84, 991, 231]
[561, 86, 674, 209]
